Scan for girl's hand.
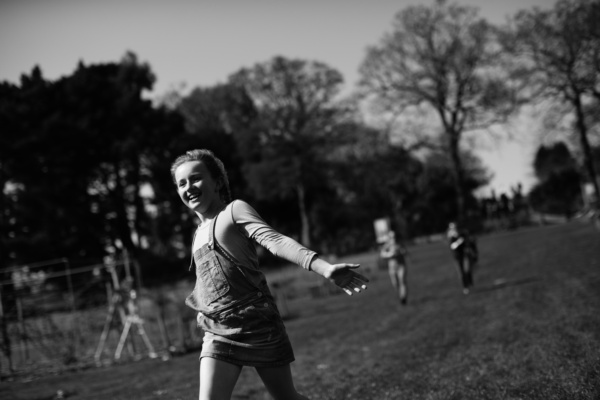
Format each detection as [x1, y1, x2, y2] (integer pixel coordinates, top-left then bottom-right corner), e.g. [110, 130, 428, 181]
[326, 263, 369, 296]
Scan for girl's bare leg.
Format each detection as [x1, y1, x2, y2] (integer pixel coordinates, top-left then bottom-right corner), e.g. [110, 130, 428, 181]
[397, 265, 407, 304]
[256, 364, 309, 400]
[388, 260, 401, 301]
[199, 357, 242, 400]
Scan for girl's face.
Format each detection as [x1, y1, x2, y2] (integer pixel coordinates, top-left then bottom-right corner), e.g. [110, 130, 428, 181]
[174, 160, 222, 216]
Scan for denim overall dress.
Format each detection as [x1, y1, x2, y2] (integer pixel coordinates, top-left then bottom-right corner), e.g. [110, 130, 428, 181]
[185, 214, 295, 367]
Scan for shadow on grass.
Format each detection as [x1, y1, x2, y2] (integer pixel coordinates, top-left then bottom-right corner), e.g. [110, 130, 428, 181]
[472, 276, 540, 294]
[409, 291, 468, 306]
[408, 276, 540, 306]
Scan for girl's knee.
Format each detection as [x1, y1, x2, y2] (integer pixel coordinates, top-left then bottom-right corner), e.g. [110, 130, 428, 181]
[256, 365, 308, 400]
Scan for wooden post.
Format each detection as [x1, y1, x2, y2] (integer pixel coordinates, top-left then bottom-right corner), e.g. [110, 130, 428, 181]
[15, 295, 28, 361]
[0, 280, 14, 374]
[63, 258, 80, 359]
[123, 251, 132, 282]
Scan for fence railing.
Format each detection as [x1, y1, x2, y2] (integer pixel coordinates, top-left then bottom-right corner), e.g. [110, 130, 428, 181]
[0, 257, 201, 378]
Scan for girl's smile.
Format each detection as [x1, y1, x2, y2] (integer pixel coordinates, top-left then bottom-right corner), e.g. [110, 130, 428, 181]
[186, 188, 201, 205]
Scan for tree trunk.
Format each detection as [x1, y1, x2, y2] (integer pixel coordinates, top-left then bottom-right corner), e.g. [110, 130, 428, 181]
[111, 161, 137, 255]
[132, 156, 145, 249]
[0, 162, 7, 268]
[447, 131, 467, 222]
[296, 183, 311, 247]
[573, 95, 600, 206]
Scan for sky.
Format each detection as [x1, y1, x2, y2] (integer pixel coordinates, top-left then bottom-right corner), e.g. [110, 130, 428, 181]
[0, 0, 555, 196]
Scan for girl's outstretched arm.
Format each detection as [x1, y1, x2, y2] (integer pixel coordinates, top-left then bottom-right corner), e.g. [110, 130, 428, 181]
[309, 257, 369, 296]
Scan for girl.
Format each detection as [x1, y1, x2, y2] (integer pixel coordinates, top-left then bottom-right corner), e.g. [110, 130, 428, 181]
[171, 149, 369, 400]
[379, 230, 409, 305]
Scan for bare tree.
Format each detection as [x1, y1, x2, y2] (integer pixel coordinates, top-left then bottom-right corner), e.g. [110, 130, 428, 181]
[359, 0, 516, 221]
[229, 56, 344, 247]
[508, 0, 600, 204]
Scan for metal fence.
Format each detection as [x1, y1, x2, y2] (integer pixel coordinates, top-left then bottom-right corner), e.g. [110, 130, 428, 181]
[0, 256, 201, 378]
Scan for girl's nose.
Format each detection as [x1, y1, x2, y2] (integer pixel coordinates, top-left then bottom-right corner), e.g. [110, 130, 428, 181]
[186, 184, 199, 194]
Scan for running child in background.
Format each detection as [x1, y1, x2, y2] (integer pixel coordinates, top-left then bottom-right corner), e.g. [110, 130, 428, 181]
[446, 221, 478, 294]
[379, 230, 409, 305]
[171, 149, 369, 400]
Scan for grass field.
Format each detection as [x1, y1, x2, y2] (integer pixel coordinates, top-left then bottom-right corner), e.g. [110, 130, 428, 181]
[2, 220, 599, 400]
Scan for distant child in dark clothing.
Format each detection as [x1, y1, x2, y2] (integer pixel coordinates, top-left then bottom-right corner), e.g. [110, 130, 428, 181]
[447, 222, 478, 294]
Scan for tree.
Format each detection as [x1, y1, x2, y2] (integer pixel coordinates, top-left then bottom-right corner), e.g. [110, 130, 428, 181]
[228, 56, 345, 247]
[529, 142, 581, 217]
[0, 66, 106, 264]
[509, 0, 600, 205]
[176, 83, 258, 200]
[322, 121, 489, 246]
[0, 53, 184, 268]
[317, 121, 422, 250]
[533, 141, 578, 182]
[411, 148, 489, 234]
[359, 0, 517, 222]
[529, 142, 582, 217]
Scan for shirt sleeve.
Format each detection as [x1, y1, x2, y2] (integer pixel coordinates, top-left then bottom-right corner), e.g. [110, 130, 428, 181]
[230, 200, 318, 270]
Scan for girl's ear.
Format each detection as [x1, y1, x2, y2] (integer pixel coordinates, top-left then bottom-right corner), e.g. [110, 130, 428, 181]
[216, 178, 229, 202]
[215, 178, 225, 198]
[215, 177, 224, 191]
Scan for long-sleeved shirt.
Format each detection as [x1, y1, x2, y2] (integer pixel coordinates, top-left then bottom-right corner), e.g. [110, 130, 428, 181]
[192, 199, 317, 271]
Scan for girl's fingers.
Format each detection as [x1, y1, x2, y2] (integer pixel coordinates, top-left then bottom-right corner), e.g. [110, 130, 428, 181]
[347, 280, 367, 293]
[348, 275, 365, 285]
[352, 281, 367, 289]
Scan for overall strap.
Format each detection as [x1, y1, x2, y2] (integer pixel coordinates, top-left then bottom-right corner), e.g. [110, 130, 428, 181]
[188, 227, 199, 271]
[209, 209, 263, 292]
[209, 210, 238, 266]
[208, 213, 217, 250]
[188, 209, 221, 271]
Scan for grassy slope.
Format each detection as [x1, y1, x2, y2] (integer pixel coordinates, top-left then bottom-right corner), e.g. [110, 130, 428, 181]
[2, 221, 599, 400]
